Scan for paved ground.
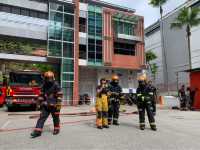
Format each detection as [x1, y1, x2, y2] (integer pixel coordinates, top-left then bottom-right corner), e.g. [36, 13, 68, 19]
[0, 105, 200, 150]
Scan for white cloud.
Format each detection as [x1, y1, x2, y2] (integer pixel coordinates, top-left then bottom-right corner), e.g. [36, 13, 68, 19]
[101, 0, 187, 27]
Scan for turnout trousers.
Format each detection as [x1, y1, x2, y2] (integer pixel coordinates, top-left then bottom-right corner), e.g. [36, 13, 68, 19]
[137, 100, 156, 127]
[95, 94, 108, 127]
[34, 105, 60, 132]
[108, 99, 120, 124]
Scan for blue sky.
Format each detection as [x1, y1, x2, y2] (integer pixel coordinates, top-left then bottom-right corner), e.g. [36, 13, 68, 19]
[101, 0, 187, 27]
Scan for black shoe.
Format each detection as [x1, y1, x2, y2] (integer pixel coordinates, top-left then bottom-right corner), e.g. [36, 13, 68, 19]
[97, 126, 103, 129]
[151, 125, 157, 131]
[113, 121, 120, 126]
[30, 131, 41, 138]
[140, 125, 145, 130]
[53, 129, 60, 135]
[103, 125, 109, 128]
[108, 121, 112, 125]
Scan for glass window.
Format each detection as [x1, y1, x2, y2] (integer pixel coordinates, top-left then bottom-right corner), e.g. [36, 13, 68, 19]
[64, 4, 74, 14]
[48, 40, 62, 57]
[62, 74, 74, 81]
[88, 44, 95, 52]
[96, 27, 102, 37]
[50, 11, 63, 24]
[30, 11, 38, 18]
[96, 52, 102, 62]
[96, 40, 102, 45]
[62, 82, 73, 100]
[95, 7, 102, 13]
[88, 39, 95, 44]
[63, 42, 74, 58]
[11, 7, 20, 15]
[38, 12, 48, 19]
[62, 59, 74, 72]
[96, 45, 102, 53]
[88, 52, 95, 59]
[88, 26, 95, 36]
[114, 42, 135, 56]
[49, 25, 62, 40]
[21, 8, 29, 16]
[88, 5, 95, 12]
[79, 44, 87, 59]
[64, 14, 74, 28]
[88, 11, 95, 19]
[50, 3, 63, 12]
[1, 5, 11, 13]
[63, 28, 74, 42]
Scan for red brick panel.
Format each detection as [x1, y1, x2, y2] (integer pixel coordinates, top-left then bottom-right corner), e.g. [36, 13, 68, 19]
[112, 55, 140, 69]
[73, 0, 79, 105]
[103, 9, 113, 65]
[136, 17, 145, 66]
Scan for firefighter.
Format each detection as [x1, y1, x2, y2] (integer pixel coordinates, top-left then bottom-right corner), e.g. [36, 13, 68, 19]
[136, 74, 157, 131]
[31, 71, 63, 138]
[178, 85, 186, 110]
[108, 75, 122, 125]
[95, 78, 109, 129]
[148, 80, 157, 116]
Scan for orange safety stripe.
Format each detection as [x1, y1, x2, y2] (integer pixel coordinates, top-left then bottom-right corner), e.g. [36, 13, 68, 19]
[34, 128, 42, 131]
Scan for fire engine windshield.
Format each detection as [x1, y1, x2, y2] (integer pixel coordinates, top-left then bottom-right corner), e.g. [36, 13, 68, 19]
[9, 72, 43, 86]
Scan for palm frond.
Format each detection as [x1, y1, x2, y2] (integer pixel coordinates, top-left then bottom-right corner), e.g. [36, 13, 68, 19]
[149, 0, 168, 7]
[171, 7, 200, 30]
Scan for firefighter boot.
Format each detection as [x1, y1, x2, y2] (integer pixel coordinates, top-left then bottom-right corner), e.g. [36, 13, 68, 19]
[30, 131, 42, 138]
[103, 125, 109, 128]
[150, 123, 157, 131]
[113, 120, 120, 126]
[140, 123, 145, 130]
[53, 129, 60, 135]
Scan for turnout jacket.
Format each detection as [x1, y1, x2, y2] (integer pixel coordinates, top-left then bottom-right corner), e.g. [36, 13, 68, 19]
[136, 85, 154, 102]
[40, 81, 62, 105]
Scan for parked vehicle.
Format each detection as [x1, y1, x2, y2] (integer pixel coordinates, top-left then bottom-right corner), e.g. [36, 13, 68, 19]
[0, 87, 5, 107]
[2, 70, 42, 111]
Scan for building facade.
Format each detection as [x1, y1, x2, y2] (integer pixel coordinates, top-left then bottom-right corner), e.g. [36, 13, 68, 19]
[145, 0, 200, 108]
[0, 0, 145, 105]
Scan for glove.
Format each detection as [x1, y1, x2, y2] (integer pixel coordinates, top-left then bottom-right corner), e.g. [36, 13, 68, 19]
[56, 102, 62, 111]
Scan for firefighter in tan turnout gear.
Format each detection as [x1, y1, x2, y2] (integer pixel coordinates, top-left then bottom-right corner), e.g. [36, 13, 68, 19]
[136, 74, 157, 131]
[95, 78, 109, 129]
[31, 71, 63, 138]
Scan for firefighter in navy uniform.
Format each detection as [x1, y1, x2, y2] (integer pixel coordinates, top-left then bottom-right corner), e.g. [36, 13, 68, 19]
[95, 78, 109, 129]
[31, 71, 63, 138]
[108, 75, 122, 125]
[148, 80, 157, 116]
[136, 74, 157, 131]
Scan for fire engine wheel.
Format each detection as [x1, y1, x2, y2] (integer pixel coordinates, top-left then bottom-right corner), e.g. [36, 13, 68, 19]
[7, 106, 15, 112]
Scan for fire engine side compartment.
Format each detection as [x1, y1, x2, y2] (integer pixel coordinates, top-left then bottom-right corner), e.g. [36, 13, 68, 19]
[190, 72, 200, 109]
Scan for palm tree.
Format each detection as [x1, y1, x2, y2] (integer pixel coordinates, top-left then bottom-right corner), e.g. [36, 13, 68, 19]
[149, 0, 168, 18]
[149, 0, 169, 93]
[171, 7, 200, 69]
[146, 50, 158, 81]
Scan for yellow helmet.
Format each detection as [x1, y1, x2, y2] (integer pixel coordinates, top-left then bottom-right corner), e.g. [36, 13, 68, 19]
[44, 71, 55, 80]
[112, 75, 119, 81]
[138, 74, 147, 81]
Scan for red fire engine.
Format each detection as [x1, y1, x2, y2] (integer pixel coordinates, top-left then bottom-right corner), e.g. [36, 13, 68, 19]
[1, 70, 42, 111]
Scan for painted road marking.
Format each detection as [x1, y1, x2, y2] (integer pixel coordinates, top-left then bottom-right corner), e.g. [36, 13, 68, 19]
[0, 120, 11, 129]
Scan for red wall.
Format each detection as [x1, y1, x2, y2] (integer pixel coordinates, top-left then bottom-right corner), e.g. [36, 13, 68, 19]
[112, 55, 140, 69]
[190, 72, 200, 109]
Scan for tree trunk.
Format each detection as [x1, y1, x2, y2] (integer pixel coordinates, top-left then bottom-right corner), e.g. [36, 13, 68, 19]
[160, 5, 169, 94]
[187, 25, 192, 70]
